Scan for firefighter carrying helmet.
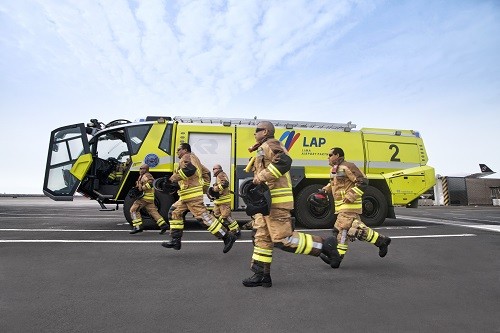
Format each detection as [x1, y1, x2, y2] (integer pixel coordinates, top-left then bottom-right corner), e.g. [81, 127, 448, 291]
[153, 177, 179, 195]
[239, 179, 271, 216]
[206, 187, 220, 201]
[308, 190, 330, 215]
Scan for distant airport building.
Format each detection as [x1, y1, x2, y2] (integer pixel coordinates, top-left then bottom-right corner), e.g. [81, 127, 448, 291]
[431, 164, 500, 206]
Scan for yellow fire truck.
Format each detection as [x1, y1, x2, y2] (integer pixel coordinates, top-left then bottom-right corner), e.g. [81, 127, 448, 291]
[43, 116, 435, 228]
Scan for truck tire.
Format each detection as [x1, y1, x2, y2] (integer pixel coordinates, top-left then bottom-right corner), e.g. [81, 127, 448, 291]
[294, 184, 335, 229]
[123, 190, 173, 230]
[361, 186, 388, 227]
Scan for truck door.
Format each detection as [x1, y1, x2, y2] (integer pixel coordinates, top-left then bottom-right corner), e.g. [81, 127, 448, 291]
[43, 123, 90, 201]
[176, 124, 235, 207]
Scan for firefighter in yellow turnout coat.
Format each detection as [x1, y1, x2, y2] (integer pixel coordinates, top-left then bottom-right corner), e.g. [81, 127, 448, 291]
[129, 164, 168, 234]
[209, 165, 241, 238]
[319, 147, 391, 268]
[242, 121, 340, 288]
[161, 143, 237, 253]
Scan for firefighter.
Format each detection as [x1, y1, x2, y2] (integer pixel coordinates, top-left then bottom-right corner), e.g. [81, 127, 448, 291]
[161, 143, 237, 253]
[242, 121, 340, 288]
[106, 157, 130, 185]
[208, 164, 241, 238]
[129, 164, 169, 235]
[318, 147, 391, 268]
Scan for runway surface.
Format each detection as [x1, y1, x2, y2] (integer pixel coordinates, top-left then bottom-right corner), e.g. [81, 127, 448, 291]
[1, 197, 499, 332]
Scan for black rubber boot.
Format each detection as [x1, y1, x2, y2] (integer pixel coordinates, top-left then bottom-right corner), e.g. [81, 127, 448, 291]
[322, 237, 342, 268]
[129, 226, 143, 234]
[222, 232, 237, 253]
[319, 253, 344, 266]
[376, 236, 391, 258]
[319, 253, 330, 265]
[242, 273, 272, 288]
[234, 230, 242, 239]
[161, 238, 181, 250]
[159, 224, 169, 235]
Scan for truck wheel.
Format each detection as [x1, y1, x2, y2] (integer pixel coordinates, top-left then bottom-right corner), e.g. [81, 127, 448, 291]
[361, 186, 388, 227]
[294, 184, 335, 229]
[123, 190, 174, 230]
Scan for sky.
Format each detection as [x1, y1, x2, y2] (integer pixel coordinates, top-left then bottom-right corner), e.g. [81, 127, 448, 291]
[1, 0, 499, 194]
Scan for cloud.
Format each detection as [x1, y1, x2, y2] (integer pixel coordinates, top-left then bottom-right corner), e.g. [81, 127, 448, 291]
[1, 0, 499, 193]
[1, 0, 370, 115]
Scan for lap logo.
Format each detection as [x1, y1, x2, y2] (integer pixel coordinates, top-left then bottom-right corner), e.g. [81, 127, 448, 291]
[279, 130, 301, 151]
[144, 153, 159, 167]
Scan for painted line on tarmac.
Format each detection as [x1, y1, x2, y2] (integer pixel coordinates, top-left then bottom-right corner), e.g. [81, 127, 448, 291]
[0, 215, 121, 219]
[0, 229, 139, 232]
[394, 234, 475, 239]
[0, 228, 367, 232]
[465, 225, 500, 232]
[0, 240, 253, 243]
[451, 217, 500, 224]
[398, 215, 500, 233]
[379, 226, 427, 230]
[0, 234, 476, 243]
[0, 227, 424, 233]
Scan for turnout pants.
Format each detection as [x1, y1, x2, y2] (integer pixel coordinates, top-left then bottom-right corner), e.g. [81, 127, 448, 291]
[169, 196, 229, 239]
[213, 203, 240, 233]
[130, 198, 166, 228]
[251, 208, 323, 274]
[334, 211, 387, 257]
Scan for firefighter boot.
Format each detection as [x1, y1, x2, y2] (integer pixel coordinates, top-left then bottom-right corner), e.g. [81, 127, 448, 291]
[221, 218, 241, 239]
[242, 273, 272, 288]
[159, 224, 169, 235]
[129, 226, 143, 234]
[322, 237, 342, 269]
[222, 232, 237, 253]
[234, 229, 242, 239]
[376, 235, 391, 258]
[161, 237, 182, 250]
[320, 253, 344, 266]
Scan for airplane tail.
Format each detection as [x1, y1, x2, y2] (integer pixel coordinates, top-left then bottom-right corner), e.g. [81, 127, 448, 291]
[465, 164, 495, 178]
[479, 164, 494, 173]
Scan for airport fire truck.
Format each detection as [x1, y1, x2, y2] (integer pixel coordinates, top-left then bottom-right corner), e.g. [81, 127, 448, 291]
[43, 116, 435, 228]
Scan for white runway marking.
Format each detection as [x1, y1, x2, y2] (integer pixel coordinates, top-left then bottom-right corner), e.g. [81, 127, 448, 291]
[0, 234, 476, 243]
[0, 215, 121, 220]
[380, 226, 427, 230]
[393, 234, 475, 239]
[0, 229, 240, 233]
[0, 239, 253, 243]
[398, 215, 500, 233]
[0, 227, 428, 233]
[466, 225, 500, 232]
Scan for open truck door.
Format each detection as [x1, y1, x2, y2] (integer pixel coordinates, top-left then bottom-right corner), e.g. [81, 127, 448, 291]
[43, 123, 91, 201]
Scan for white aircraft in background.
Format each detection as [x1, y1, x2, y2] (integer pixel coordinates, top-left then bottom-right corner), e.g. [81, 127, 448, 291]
[466, 164, 495, 178]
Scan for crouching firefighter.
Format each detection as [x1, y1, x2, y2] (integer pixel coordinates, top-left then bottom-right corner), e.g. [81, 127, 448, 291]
[161, 143, 237, 253]
[129, 164, 169, 234]
[317, 147, 391, 268]
[207, 164, 241, 239]
[240, 121, 341, 288]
